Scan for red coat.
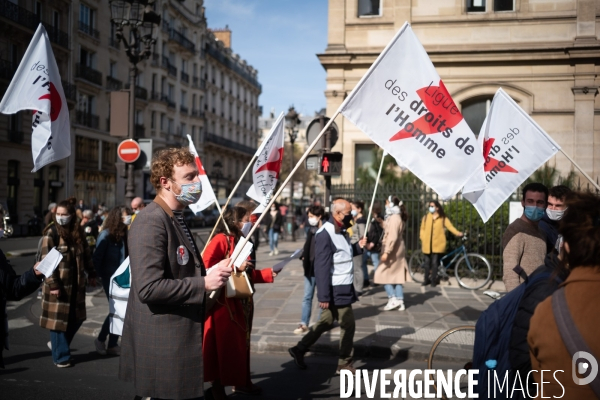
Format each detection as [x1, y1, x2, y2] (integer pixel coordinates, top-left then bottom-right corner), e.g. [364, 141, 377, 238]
[202, 233, 273, 387]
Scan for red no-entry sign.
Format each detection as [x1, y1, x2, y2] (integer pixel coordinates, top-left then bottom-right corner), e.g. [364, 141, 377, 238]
[117, 139, 141, 163]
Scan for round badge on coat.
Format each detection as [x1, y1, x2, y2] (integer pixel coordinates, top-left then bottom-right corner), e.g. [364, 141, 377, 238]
[177, 245, 189, 265]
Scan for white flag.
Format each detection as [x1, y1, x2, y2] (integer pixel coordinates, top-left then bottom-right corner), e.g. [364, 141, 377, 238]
[187, 134, 217, 213]
[462, 88, 560, 222]
[340, 23, 483, 200]
[0, 24, 70, 172]
[246, 112, 285, 212]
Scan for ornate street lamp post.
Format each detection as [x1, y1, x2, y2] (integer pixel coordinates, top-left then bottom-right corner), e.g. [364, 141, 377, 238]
[109, 0, 161, 204]
[285, 106, 300, 241]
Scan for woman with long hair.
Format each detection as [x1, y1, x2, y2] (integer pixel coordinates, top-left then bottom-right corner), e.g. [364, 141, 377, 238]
[202, 206, 276, 399]
[39, 198, 96, 368]
[375, 197, 411, 311]
[92, 206, 133, 356]
[419, 200, 463, 287]
[263, 202, 283, 256]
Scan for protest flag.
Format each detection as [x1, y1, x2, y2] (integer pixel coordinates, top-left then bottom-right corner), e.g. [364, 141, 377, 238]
[462, 88, 560, 222]
[187, 134, 217, 213]
[339, 23, 484, 200]
[0, 24, 70, 172]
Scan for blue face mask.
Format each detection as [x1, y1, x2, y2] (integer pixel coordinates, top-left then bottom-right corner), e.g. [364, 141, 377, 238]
[524, 206, 545, 222]
[170, 179, 202, 206]
[428, 206, 436, 214]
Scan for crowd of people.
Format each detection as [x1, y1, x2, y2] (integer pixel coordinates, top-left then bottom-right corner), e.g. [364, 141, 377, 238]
[0, 145, 598, 399]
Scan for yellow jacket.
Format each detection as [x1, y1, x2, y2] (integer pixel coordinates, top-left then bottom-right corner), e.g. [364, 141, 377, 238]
[419, 213, 461, 254]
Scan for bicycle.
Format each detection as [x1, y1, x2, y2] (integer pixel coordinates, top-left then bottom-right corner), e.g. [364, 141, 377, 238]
[408, 236, 492, 290]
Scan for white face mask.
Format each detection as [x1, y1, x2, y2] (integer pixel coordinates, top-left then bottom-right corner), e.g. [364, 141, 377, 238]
[134, 210, 140, 215]
[546, 208, 566, 221]
[308, 217, 319, 226]
[56, 215, 71, 226]
[123, 216, 132, 226]
[241, 222, 252, 237]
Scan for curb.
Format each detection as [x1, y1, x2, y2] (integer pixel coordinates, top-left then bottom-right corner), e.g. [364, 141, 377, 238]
[6, 249, 37, 258]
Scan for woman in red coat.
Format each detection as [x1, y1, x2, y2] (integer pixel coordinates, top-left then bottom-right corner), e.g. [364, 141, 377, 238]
[203, 206, 276, 399]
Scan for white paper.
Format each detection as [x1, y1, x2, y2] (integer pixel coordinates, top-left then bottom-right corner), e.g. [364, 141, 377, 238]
[272, 248, 303, 273]
[233, 241, 254, 268]
[36, 247, 62, 278]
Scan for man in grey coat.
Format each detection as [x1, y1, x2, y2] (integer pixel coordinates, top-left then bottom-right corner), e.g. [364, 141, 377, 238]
[119, 148, 231, 399]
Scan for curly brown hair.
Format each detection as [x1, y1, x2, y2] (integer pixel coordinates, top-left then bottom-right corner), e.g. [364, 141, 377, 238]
[559, 191, 600, 268]
[103, 206, 132, 243]
[45, 198, 84, 248]
[150, 147, 196, 191]
[216, 206, 248, 241]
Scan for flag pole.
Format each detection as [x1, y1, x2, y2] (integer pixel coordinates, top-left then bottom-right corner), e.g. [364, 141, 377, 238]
[204, 154, 257, 249]
[209, 110, 342, 298]
[559, 149, 600, 191]
[363, 151, 386, 238]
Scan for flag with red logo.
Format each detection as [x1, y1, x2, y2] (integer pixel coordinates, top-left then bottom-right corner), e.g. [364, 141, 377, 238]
[246, 112, 285, 212]
[187, 134, 217, 213]
[339, 23, 483, 199]
[462, 88, 560, 222]
[0, 24, 70, 172]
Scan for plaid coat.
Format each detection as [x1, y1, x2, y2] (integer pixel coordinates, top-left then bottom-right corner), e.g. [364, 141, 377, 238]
[119, 197, 207, 399]
[39, 226, 95, 332]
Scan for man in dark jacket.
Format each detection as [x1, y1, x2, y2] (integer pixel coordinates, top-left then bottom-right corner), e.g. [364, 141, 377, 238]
[538, 185, 570, 253]
[289, 199, 366, 374]
[0, 249, 44, 368]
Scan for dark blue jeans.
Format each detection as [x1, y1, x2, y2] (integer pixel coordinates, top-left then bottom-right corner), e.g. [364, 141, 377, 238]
[50, 298, 83, 364]
[98, 277, 120, 348]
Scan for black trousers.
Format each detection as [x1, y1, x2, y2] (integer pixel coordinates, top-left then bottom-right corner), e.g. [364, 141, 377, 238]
[423, 253, 441, 283]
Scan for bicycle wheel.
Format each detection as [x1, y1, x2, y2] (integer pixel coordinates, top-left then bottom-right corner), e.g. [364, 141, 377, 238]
[455, 253, 492, 290]
[408, 249, 426, 283]
[428, 326, 476, 400]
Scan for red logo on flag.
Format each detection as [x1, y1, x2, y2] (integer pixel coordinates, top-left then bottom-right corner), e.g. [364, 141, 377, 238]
[483, 138, 518, 174]
[255, 148, 284, 178]
[37, 82, 62, 121]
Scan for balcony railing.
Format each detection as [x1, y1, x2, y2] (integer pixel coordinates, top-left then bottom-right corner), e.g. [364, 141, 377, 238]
[191, 109, 205, 119]
[167, 98, 176, 109]
[124, 84, 148, 100]
[151, 53, 160, 66]
[0, 58, 16, 80]
[167, 28, 195, 54]
[78, 21, 100, 39]
[135, 124, 145, 138]
[61, 81, 77, 101]
[150, 91, 161, 101]
[0, 0, 69, 48]
[106, 76, 122, 91]
[181, 71, 189, 83]
[180, 105, 188, 114]
[192, 76, 199, 88]
[200, 79, 206, 89]
[76, 63, 103, 86]
[167, 64, 177, 77]
[206, 133, 255, 156]
[75, 111, 100, 129]
[205, 44, 261, 91]
[109, 36, 120, 49]
[8, 130, 23, 144]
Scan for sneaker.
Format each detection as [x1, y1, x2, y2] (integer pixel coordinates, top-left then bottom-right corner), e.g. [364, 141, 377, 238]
[397, 300, 406, 311]
[274, 248, 279, 255]
[383, 297, 400, 311]
[288, 346, 307, 370]
[37, 288, 42, 299]
[336, 362, 356, 375]
[94, 339, 107, 355]
[47, 341, 52, 350]
[268, 251, 274, 256]
[293, 324, 309, 335]
[232, 383, 263, 395]
[106, 345, 121, 356]
[55, 361, 71, 368]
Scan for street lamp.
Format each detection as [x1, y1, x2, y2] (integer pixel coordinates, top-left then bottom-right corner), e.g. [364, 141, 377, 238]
[109, 0, 161, 204]
[212, 160, 223, 200]
[285, 106, 300, 241]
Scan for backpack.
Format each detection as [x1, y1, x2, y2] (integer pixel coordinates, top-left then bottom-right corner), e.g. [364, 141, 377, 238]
[35, 223, 59, 262]
[472, 267, 559, 399]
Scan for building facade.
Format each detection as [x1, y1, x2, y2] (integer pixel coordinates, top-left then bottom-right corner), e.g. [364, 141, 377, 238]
[319, 0, 600, 185]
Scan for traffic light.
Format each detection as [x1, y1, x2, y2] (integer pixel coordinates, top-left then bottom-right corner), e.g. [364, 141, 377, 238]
[319, 152, 343, 176]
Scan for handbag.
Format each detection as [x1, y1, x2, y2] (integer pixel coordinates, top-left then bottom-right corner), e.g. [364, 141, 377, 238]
[226, 267, 254, 299]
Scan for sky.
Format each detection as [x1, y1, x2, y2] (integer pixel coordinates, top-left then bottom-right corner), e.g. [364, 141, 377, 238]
[203, 0, 328, 118]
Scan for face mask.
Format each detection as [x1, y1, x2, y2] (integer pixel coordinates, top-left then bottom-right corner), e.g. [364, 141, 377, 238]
[308, 217, 319, 226]
[524, 206, 545, 222]
[351, 210, 358, 217]
[56, 215, 71, 226]
[170, 179, 202, 206]
[342, 213, 354, 229]
[429, 206, 436, 214]
[134, 210, 140, 215]
[123, 216, 132, 226]
[241, 222, 252, 237]
[271, 207, 276, 211]
[546, 208, 566, 221]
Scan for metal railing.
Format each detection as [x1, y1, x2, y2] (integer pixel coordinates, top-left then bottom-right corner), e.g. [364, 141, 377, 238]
[167, 27, 195, 54]
[106, 76, 122, 91]
[61, 81, 76, 101]
[124, 84, 148, 100]
[76, 63, 102, 86]
[135, 124, 145, 138]
[205, 133, 255, 156]
[180, 105, 188, 114]
[167, 98, 176, 108]
[109, 36, 121, 49]
[205, 43, 261, 91]
[181, 71, 189, 83]
[0, 0, 69, 48]
[75, 110, 100, 129]
[78, 21, 100, 39]
[192, 76, 199, 88]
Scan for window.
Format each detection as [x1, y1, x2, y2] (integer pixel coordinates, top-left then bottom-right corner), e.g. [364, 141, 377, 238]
[168, 118, 174, 134]
[7, 160, 19, 220]
[181, 90, 187, 106]
[79, 4, 96, 29]
[35, 1, 42, 18]
[466, 0, 486, 12]
[79, 47, 96, 68]
[354, 144, 377, 184]
[53, 10, 59, 28]
[358, 0, 381, 17]
[161, 113, 166, 131]
[109, 61, 117, 78]
[181, 123, 186, 137]
[151, 111, 156, 129]
[461, 96, 493, 136]
[168, 84, 174, 101]
[33, 169, 44, 216]
[494, 0, 514, 11]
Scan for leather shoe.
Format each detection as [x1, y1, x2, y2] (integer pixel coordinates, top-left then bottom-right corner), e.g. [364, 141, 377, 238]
[288, 346, 307, 370]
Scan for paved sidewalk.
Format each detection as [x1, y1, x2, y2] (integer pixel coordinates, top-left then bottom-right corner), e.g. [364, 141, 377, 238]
[27, 238, 504, 362]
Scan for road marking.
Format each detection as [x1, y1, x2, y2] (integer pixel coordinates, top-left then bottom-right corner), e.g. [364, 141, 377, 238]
[8, 317, 33, 329]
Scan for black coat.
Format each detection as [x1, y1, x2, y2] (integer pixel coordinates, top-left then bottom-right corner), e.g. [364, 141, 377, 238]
[0, 249, 43, 368]
[509, 252, 566, 377]
[301, 226, 318, 278]
[263, 211, 283, 233]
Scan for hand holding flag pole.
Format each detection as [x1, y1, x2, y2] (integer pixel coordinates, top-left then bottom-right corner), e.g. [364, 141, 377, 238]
[363, 151, 387, 238]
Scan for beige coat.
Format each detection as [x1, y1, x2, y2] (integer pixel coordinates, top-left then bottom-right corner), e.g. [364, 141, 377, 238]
[374, 214, 412, 285]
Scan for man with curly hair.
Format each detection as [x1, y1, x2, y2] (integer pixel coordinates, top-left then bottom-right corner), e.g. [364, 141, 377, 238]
[119, 147, 232, 399]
